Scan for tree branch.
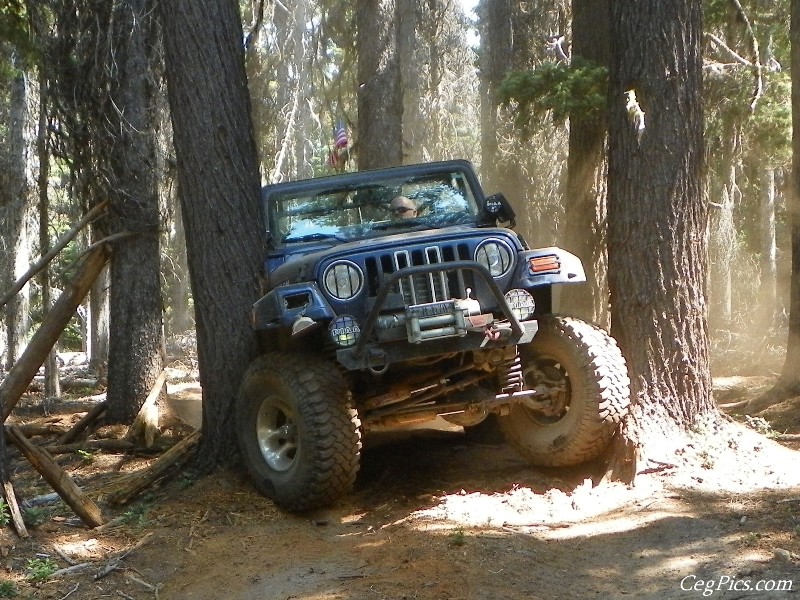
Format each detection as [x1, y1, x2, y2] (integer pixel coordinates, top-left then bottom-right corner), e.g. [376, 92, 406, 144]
[730, 0, 764, 112]
[0, 200, 109, 311]
[705, 32, 752, 67]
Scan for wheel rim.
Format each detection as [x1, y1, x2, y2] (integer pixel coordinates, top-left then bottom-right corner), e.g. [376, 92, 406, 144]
[523, 357, 571, 425]
[255, 395, 299, 472]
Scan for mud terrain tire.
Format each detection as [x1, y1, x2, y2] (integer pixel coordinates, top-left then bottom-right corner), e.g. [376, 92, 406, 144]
[496, 316, 630, 466]
[236, 352, 361, 511]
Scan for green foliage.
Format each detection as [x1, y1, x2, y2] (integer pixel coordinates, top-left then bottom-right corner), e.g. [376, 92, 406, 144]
[0, 0, 36, 65]
[25, 558, 56, 582]
[448, 529, 466, 547]
[747, 72, 791, 167]
[499, 57, 608, 137]
[704, 0, 790, 66]
[121, 503, 150, 528]
[76, 449, 94, 463]
[741, 531, 761, 547]
[21, 507, 47, 529]
[0, 499, 9, 527]
[178, 470, 199, 490]
[0, 581, 17, 598]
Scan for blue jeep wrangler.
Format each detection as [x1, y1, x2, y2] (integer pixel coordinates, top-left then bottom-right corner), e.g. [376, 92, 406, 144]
[237, 160, 630, 511]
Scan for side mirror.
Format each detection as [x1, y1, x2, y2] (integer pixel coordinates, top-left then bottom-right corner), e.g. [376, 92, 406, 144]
[483, 193, 517, 228]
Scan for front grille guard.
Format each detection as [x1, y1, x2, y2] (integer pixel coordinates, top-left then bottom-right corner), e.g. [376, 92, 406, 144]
[348, 261, 524, 360]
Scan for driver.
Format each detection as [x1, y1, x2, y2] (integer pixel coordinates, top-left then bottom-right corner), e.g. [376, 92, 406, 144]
[389, 195, 418, 219]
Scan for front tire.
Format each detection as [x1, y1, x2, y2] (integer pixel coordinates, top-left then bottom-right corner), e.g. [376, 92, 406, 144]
[236, 352, 361, 511]
[497, 316, 630, 466]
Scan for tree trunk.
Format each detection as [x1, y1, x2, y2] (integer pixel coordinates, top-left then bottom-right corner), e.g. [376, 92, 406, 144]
[760, 166, 777, 328]
[35, 76, 60, 401]
[357, 0, 403, 169]
[159, 0, 267, 465]
[292, 0, 313, 180]
[104, 0, 165, 424]
[397, 0, 422, 163]
[478, 0, 513, 193]
[776, 0, 800, 395]
[1, 57, 34, 371]
[156, 83, 190, 337]
[561, 0, 610, 327]
[165, 200, 192, 336]
[608, 0, 713, 437]
[708, 162, 737, 328]
[88, 258, 110, 372]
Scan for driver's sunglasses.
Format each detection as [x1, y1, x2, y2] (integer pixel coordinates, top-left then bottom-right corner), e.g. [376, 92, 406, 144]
[392, 206, 415, 215]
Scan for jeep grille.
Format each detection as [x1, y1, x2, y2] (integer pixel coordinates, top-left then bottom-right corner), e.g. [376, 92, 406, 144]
[364, 243, 474, 304]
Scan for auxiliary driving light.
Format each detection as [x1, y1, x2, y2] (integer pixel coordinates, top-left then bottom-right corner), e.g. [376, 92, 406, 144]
[329, 315, 361, 347]
[504, 289, 535, 321]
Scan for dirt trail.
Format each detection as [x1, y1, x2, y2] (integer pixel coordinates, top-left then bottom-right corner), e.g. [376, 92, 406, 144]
[138, 424, 800, 600]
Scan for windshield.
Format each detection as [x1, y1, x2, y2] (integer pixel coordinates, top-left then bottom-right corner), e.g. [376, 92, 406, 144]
[269, 171, 479, 244]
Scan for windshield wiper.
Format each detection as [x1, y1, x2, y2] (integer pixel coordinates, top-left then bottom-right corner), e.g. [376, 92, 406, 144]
[372, 220, 431, 231]
[285, 232, 345, 243]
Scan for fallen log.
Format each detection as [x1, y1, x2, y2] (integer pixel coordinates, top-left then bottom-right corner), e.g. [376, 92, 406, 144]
[57, 401, 107, 445]
[107, 430, 200, 506]
[11, 423, 70, 438]
[1, 244, 111, 422]
[45, 439, 134, 455]
[26, 379, 102, 395]
[0, 418, 28, 538]
[2, 481, 28, 539]
[6, 425, 104, 528]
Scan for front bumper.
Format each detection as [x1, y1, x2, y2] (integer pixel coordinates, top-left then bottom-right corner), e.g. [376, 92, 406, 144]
[336, 262, 537, 370]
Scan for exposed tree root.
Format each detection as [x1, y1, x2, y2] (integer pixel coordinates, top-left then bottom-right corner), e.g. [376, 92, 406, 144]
[743, 377, 800, 414]
[600, 422, 639, 485]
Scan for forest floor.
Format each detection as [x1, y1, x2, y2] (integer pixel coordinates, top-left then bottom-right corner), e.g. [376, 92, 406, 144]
[1, 342, 799, 600]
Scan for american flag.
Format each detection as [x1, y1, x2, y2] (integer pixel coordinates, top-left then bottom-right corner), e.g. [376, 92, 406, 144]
[333, 121, 348, 149]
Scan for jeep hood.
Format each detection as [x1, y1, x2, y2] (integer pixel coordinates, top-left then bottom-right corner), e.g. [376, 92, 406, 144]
[266, 225, 521, 289]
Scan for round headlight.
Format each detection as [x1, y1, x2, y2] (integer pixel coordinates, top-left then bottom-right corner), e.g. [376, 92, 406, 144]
[475, 239, 514, 278]
[323, 261, 363, 300]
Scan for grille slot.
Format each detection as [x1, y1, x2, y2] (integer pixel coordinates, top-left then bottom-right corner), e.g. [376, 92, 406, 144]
[365, 242, 473, 304]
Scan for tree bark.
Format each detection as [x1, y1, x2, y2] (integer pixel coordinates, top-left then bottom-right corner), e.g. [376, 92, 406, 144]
[0, 57, 33, 371]
[709, 162, 737, 328]
[292, 0, 313, 180]
[357, 0, 403, 169]
[561, 0, 611, 327]
[775, 0, 800, 395]
[35, 76, 60, 401]
[159, 0, 266, 465]
[88, 257, 110, 372]
[165, 200, 192, 335]
[478, 0, 513, 194]
[608, 1, 713, 437]
[397, 0, 422, 163]
[759, 166, 777, 327]
[104, 0, 165, 424]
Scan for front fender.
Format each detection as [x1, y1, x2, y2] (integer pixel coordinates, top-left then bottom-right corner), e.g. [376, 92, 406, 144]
[515, 247, 586, 288]
[252, 283, 336, 330]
